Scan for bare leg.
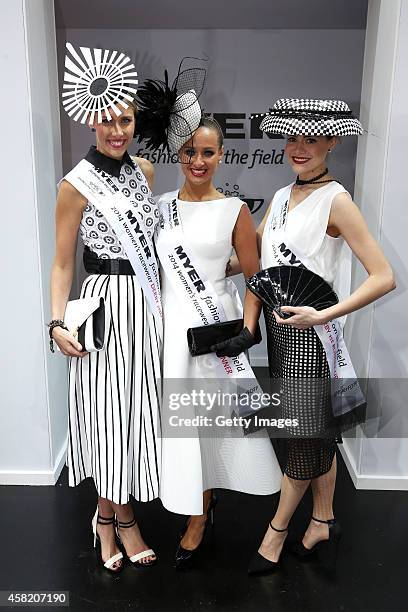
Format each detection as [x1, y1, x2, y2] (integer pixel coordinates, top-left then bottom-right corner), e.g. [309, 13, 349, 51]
[302, 455, 337, 549]
[180, 489, 213, 551]
[113, 501, 156, 564]
[258, 474, 310, 562]
[96, 497, 122, 570]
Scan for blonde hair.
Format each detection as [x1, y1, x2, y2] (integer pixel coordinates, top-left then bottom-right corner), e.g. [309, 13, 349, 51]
[90, 99, 138, 129]
[122, 98, 138, 117]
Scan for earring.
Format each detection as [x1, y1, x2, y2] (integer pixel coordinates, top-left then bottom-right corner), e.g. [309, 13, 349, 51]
[219, 160, 222, 164]
[328, 149, 332, 153]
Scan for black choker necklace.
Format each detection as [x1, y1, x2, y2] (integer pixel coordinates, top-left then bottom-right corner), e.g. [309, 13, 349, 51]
[296, 168, 329, 185]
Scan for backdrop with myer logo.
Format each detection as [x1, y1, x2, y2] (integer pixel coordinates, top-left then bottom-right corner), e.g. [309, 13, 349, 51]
[57, 28, 366, 364]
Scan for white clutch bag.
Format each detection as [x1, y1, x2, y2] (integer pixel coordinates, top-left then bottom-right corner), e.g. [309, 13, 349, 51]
[64, 296, 107, 352]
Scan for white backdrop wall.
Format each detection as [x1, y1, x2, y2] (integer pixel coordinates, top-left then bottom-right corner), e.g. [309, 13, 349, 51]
[0, 0, 66, 484]
[57, 28, 366, 364]
[341, 0, 408, 489]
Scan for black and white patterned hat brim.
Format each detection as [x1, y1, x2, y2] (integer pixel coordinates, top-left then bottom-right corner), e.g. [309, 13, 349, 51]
[167, 90, 202, 152]
[274, 98, 349, 112]
[62, 43, 138, 124]
[258, 115, 363, 136]
[254, 98, 363, 137]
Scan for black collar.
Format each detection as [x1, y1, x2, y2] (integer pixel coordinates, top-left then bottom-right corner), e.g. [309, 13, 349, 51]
[85, 146, 135, 178]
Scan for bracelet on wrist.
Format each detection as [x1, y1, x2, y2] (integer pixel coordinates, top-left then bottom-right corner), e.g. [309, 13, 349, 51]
[47, 319, 68, 353]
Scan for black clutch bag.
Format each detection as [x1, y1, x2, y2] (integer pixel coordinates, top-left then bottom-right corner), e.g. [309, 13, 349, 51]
[187, 319, 261, 357]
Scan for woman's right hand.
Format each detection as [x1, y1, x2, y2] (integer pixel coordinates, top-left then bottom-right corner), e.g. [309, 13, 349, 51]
[52, 326, 88, 357]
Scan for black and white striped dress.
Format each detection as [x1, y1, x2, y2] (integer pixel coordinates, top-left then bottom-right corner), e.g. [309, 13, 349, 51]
[66, 148, 161, 504]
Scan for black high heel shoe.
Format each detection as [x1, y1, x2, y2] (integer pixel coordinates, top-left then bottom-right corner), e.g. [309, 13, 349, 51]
[175, 495, 218, 569]
[116, 514, 157, 567]
[248, 522, 288, 576]
[91, 509, 124, 573]
[290, 516, 341, 565]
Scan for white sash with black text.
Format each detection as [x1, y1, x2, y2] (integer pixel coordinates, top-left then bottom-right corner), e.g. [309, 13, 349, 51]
[156, 195, 263, 417]
[65, 159, 162, 337]
[264, 189, 365, 417]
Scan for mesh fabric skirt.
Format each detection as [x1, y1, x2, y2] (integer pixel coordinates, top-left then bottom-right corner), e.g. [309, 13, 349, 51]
[264, 303, 338, 480]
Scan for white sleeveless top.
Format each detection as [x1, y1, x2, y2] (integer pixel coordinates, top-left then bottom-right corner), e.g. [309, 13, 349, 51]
[156, 191, 244, 379]
[261, 181, 352, 305]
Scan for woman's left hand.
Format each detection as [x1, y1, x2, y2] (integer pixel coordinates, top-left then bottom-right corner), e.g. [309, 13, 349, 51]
[274, 306, 325, 329]
[211, 327, 260, 357]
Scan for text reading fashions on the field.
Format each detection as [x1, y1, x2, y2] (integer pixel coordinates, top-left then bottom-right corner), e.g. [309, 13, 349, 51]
[64, 147, 161, 504]
[156, 191, 282, 515]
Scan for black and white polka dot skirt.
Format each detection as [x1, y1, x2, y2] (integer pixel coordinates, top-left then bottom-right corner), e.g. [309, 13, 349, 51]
[264, 303, 338, 480]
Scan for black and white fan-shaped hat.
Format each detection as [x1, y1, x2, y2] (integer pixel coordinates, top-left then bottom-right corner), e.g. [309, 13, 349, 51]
[62, 43, 138, 124]
[135, 57, 206, 154]
[167, 89, 202, 153]
[254, 98, 363, 137]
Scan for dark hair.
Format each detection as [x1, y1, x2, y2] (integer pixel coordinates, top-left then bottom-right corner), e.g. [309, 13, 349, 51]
[198, 116, 224, 148]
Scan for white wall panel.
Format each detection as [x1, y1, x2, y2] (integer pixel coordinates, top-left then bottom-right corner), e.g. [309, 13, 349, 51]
[0, 0, 66, 483]
[342, 0, 408, 488]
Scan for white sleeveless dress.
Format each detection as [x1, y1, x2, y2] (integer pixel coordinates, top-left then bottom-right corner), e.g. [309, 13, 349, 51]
[261, 181, 353, 480]
[156, 192, 282, 515]
[262, 181, 352, 300]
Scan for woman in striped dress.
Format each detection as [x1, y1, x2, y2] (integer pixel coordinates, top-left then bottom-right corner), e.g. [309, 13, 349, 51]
[50, 44, 162, 572]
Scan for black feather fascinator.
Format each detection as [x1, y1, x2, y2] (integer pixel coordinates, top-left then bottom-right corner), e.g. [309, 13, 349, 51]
[135, 57, 206, 153]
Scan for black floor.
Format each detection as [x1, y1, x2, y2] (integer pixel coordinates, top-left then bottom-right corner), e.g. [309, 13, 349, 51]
[0, 454, 407, 612]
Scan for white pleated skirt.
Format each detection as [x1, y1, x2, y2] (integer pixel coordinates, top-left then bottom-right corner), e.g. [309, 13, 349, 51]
[67, 273, 161, 504]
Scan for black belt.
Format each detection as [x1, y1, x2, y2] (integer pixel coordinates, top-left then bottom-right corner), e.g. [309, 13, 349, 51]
[83, 246, 135, 275]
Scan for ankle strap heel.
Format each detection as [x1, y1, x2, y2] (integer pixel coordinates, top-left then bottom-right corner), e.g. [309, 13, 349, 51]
[270, 522, 288, 533]
[311, 516, 337, 525]
[115, 512, 157, 567]
[248, 521, 288, 576]
[91, 508, 123, 573]
[116, 517, 137, 529]
[312, 516, 341, 540]
[97, 514, 116, 525]
[92, 510, 116, 546]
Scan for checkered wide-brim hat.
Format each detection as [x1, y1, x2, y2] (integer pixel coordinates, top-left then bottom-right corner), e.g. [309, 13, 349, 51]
[255, 99, 363, 137]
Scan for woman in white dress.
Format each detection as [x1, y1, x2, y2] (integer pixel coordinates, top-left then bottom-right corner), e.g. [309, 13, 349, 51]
[49, 44, 162, 572]
[133, 62, 281, 568]
[222, 98, 395, 575]
[155, 117, 282, 568]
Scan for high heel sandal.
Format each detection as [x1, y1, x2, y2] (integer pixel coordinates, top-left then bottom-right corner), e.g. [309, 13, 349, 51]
[116, 515, 157, 567]
[290, 516, 341, 564]
[91, 509, 124, 573]
[175, 495, 218, 569]
[248, 522, 288, 577]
